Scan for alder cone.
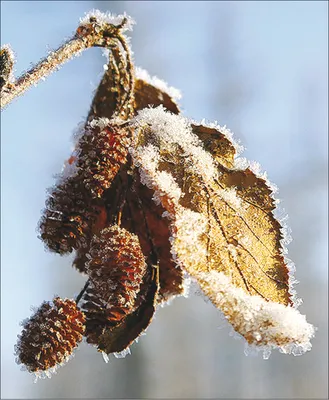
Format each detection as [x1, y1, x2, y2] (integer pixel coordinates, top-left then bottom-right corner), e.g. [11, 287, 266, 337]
[39, 174, 103, 255]
[96, 265, 159, 354]
[15, 298, 85, 373]
[71, 205, 108, 273]
[83, 226, 148, 345]
[72, 247, 91, 274]
[76, 122, 131, 198]
[0, 46, 14, 91]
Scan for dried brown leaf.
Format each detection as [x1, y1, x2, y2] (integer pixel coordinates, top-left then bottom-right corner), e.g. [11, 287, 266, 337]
[134, 78, 180, 114]
[87, 61, 118, 121]
[124, 172, 185, 302]
[88, 64, 180, 121]
[191, 124, 236, 169]
[134, 117, 291, 306]
[96, 265, 159, 354]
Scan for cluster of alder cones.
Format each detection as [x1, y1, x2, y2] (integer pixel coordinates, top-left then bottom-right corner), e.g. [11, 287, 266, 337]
[12, 12, 314, 377]
[15, 16, 189, 376]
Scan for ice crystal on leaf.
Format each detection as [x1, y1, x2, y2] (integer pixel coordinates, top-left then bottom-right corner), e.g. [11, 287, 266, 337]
[2, 9, 314, 378]
[129, 106, 315, 354]
[135, 67, 182, 103]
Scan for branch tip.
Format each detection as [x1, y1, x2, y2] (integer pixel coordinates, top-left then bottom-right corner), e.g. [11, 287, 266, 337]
[0, 9, 135, 110]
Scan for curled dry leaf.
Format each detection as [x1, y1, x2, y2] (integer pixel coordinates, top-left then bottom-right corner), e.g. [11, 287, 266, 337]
[134, 77, 180, 115]
[100, 157, 185, 302]
[95, 264, 159, 354]
[88, 59, 180, 121]
[130, 106, 315, 355]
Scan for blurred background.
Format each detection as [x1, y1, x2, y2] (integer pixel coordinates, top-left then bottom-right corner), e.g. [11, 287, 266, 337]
[1, 1, 327, 398]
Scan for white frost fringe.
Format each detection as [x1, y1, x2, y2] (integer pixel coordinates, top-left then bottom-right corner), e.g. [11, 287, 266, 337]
[135, 67, 182, 102]
[129, 106, 315, 357]
[195, 270, 315, 357]
[79, 9, 135, 32]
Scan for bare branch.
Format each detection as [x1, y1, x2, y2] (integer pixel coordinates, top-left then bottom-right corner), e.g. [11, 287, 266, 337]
[0, 14, 133, 110]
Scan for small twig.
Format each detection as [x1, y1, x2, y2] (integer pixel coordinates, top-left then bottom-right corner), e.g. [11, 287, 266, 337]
[75, 278, 90, 306]
[1, 38, 89, 109]
[110, 44, 132, 119]
[0, 15, 133, 110]
[117, 35, 135, 115]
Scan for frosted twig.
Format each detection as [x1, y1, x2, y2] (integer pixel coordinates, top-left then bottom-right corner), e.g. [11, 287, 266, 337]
[75, 279, 91, 306]
[0, 13, 133, 110]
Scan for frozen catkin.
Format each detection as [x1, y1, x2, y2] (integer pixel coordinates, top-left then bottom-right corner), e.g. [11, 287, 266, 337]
[76, 118, 132, 198]
[15, 298, 85, 374]
[0, 45, 14, 91]
[39, 118, 131, 255]
[82, 225, 148, 346]
[38, 174, 103, 255]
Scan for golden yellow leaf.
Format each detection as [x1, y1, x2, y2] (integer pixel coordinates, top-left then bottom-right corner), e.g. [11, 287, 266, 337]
[130, 108, 317, 353]
[191, 124, 237, 169]
[133, 111, 291, 306]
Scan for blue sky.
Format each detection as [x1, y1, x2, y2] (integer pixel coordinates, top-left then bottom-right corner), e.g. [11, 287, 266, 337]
[1, 1, 327, 398]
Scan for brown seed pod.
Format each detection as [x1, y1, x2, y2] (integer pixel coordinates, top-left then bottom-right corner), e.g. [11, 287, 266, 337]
[94, 265, 159, 355]
[82, 225, 148, 345]
[15, 298, 85, 374]
[76, 119, 131, 198]
[0, 45, 14, 91]
[38, 174, 104, 255]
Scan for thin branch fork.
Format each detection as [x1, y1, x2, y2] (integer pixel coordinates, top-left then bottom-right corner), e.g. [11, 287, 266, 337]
[0, 17, 131, 110]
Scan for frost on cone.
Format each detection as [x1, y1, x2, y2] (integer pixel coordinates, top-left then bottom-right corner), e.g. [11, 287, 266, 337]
[38, 117, 131, 257]
[0, 45, 14, 90]
[76, 118, 131, 198]
[15, 298, 85, 373]
[0, 45, 15, 91]
[82, 225, 148, 347]
[39, 174, 103, 255]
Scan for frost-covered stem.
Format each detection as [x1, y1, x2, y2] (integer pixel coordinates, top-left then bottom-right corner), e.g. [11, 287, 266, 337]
[1, 16, 133, 110]
[116, 35, 135, 118]
[75, 279, 90, 306]
[1, 38, 88, 109]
